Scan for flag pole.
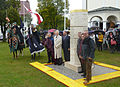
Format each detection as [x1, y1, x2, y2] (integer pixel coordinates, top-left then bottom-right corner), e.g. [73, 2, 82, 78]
[23, 1, 26, 45]
[64, 0, 66, 30]
[6, 10, 7, 17]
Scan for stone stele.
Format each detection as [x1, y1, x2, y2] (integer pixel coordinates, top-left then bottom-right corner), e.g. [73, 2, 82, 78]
[65, 9, 88, 72]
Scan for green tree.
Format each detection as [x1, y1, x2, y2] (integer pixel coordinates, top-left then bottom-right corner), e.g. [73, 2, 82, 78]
[0, 0, 20, 42]
[7, 6, 20, 25]
[37, 0, 69, 30]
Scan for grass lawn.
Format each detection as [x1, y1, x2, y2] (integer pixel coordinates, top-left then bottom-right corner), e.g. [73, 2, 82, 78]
[0, 42, 120, 87]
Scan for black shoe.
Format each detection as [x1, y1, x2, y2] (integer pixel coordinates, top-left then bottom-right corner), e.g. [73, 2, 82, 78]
[81, 74, 86, 78]
[54, 62, 57, 65]
[47, 61, 51, 63]
[78, 71, 83, 73]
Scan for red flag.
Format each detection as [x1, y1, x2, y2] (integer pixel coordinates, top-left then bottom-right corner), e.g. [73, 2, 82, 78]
[23, 5, 43, 24]
[34, 12, 43, 24]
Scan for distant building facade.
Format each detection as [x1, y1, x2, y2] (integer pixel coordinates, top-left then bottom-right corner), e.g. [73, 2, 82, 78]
[88, 0, 120, 30]
[19, 0, 31, 30]
[19, 0, 30, 16]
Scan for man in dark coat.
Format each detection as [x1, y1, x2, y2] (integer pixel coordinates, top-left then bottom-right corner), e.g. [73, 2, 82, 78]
[77, 32, 85, 73]
[62, 31, 70, 62]
[80, 30, 95, 85]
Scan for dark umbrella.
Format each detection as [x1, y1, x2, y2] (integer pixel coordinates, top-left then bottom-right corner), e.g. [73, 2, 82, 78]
[94, 30, 105, 35]
[89, 30, 94, 33]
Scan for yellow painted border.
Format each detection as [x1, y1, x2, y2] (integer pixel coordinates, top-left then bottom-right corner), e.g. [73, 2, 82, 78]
[75, 71, 120, 85]
[70, 9, 88, 13]
[94, 61, 120, 71]
[76, 61, 120, 85]
[30, 62, 86, 87]
[30, 61, 120, 86]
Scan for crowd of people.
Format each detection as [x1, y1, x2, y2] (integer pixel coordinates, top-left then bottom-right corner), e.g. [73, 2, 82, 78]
[6, 18, 71, 64]
[44, 30, 70, 65]
[89, 28, 120, 53]
[9, 17, 120, 85]
[6, 17, 45, 60]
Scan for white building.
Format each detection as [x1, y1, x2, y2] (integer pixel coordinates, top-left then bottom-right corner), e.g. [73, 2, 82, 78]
[88, 0, 120, 30]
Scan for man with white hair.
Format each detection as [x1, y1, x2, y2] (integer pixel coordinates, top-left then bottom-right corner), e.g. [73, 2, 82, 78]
[54, 30, 63, 65]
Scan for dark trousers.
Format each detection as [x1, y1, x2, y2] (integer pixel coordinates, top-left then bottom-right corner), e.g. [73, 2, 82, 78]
[63, 49, 70, 61]
[78, 58, 84, 72]
[116, 44, 120, 51]
[83, 58, 93, 82]
[110, 45, 116, 53]
[98, 42, 103, 51]
[47, 51, 54, 63]
[31, 53, 36, 60]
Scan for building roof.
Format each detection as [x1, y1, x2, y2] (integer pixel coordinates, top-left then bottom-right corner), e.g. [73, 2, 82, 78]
[88, 7, 120, 13]
[19, 1, 30, 16]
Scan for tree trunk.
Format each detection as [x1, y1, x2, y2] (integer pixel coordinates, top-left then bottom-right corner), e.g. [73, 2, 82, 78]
[1, 22, 3, 33]
[3, 23, 6, 42]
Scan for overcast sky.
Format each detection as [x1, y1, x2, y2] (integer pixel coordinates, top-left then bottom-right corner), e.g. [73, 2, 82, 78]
[21, 0, 82, 24]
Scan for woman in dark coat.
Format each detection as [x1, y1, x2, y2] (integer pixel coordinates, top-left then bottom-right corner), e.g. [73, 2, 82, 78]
[28, 25, 45, 61]
[32, 28, 41, 56]
[107, 32, 116, 53]
[44, 33, 54, 63]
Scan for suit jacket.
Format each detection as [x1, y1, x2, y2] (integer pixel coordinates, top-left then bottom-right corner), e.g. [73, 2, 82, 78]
[62, 35, 70, 61]
[62, 35, 70, 50]
[81, 37, 95, 59]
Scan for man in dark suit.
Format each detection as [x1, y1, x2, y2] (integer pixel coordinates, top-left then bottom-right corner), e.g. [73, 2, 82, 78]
[62, 31, 70, 62]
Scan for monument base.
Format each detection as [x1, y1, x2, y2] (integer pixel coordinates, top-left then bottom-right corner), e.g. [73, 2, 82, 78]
[65, 62, 81, 72]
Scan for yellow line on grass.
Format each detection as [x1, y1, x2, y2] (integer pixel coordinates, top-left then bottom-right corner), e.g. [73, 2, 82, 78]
[30, 62, 86, 87]
[75, 71, 120, 84]
[30, 61, 120, 86]
[94, 61, 120, 71]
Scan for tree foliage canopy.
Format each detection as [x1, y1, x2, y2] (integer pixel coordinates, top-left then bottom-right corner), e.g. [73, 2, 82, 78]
[0, 0, 20, 42]
[0, 0, 20, 24]
[37, 0, 69, 30]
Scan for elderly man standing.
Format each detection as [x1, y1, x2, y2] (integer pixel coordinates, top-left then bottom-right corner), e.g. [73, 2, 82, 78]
[54, 30, 63, 65]
[81, 30, 95, 85]
[77, 32, 85, 73]
[62, 31, 70, 62]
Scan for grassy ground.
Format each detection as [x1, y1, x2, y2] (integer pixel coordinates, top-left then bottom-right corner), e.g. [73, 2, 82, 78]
[0, 42, 66, 87]
[88, 50, 120, 87]
[0, 42, 120, 87]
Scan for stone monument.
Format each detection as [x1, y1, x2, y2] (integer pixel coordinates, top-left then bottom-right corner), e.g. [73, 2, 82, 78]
[65, 0, 88, 72]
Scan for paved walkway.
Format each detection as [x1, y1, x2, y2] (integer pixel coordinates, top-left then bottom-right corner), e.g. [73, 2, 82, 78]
[47, 64, 116, 80]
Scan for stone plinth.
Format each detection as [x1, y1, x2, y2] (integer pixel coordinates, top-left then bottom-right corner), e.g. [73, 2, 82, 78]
[65, 10, 88, 72]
